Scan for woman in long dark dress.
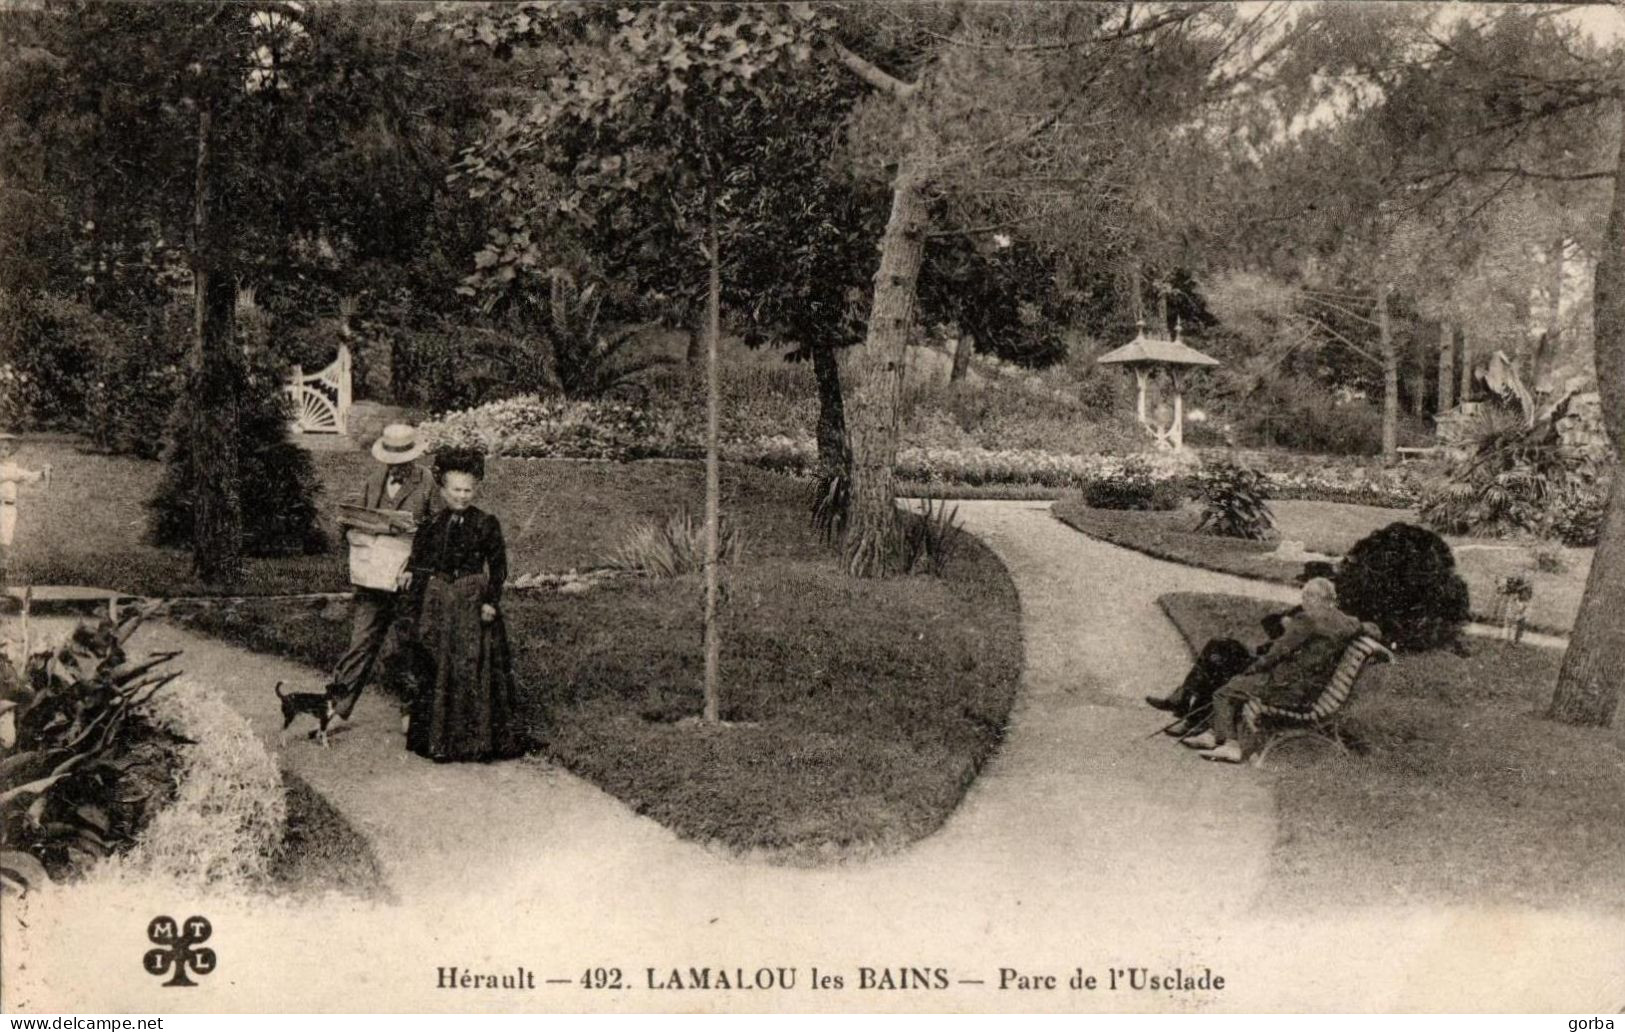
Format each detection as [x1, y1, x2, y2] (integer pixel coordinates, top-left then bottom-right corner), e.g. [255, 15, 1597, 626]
[402, 448, 524, 762]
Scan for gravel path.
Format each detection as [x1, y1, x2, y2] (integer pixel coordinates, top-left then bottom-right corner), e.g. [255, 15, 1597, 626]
[6, 501, 1620, 1013]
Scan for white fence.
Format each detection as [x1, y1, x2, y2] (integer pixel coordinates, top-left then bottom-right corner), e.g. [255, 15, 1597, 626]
[283, 343, 352, 434]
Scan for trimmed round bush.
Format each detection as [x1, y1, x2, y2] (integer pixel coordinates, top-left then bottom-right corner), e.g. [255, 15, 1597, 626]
[1336, 522, 1470, 652]
[1079, 456, 1185, 510]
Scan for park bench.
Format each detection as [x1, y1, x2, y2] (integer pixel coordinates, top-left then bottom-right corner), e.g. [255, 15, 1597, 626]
[4, 585, 138, 622]
[1394, 445, 1443, 462]
[1242, 633, 1395, 767]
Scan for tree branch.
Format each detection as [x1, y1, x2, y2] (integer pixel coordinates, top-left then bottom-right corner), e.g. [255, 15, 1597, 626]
[1300, 293, 1383, 328]
[920, 5, 1207, 53]
[925, 210, 1055, 239]
[1305, 316, 1381, 366]
[829, 40, 917, 98]
[1414, 163, 1615, 184]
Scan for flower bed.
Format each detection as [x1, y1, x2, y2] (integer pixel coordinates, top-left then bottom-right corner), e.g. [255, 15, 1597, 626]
[422, 395, 677, 460]
[419, 396, 1434, 504]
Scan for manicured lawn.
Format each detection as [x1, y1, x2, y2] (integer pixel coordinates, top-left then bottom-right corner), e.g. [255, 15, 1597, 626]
[7, 437, 817, 595]
[1158, 591, 1625, 912]
[1053, 498, 1589, 634]
[110, 446, 1027, 860]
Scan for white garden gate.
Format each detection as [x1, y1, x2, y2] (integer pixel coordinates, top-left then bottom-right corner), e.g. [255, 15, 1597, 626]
[284, 343, 352, 434]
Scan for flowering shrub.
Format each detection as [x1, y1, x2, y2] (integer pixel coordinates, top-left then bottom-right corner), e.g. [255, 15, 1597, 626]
[1265, 467, 1423, 508]
[421, 394, 676, 460]
[1547, 481, 1608, 548]
[647, 364, 819, 448]
[721, 434, 815, 475]
[415, 395, 1439, 508]
[1079, 455, 1188, 510]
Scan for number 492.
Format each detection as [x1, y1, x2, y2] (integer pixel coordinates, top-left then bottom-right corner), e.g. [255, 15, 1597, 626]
[581, 967, 623, 989]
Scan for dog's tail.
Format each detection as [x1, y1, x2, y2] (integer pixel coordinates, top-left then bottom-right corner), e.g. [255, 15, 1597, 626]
[274, 680, 287, 701]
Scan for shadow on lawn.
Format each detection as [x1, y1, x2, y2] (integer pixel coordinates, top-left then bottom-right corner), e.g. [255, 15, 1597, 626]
[1158, 591, 1625, 913]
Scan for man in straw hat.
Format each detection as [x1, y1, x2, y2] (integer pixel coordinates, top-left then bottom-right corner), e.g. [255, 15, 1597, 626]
[327, 423, 435, 721]
[0, 431, 50, 589]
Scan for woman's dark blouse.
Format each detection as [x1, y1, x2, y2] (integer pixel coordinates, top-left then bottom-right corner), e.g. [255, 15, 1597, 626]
[407, 505, 507, 605]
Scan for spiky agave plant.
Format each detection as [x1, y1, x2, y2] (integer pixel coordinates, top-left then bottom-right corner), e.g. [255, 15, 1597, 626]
[606, 507, 744, 578]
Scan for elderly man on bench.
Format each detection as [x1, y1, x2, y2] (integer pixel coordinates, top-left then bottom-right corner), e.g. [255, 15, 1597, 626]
[1181, 577, 1380, 764]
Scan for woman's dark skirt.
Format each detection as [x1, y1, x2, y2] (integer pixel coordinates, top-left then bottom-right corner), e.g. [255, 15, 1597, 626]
[409, 572, 524, 762]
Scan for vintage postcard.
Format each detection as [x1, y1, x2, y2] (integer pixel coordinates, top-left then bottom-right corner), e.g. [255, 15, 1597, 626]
[2, 0, 1623, 1016]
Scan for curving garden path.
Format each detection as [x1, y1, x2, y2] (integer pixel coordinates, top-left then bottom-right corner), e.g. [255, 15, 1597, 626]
[6, 501, 1620, 1013]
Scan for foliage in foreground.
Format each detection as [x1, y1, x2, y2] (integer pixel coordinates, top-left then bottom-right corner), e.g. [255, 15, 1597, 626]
[0, 609, 182, 894]
[101, 677, 287, 889]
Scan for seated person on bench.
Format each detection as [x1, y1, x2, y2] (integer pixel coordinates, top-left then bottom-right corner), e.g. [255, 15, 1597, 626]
[1182, 577, 1375, 764]
[1146, 561, 1337, 737]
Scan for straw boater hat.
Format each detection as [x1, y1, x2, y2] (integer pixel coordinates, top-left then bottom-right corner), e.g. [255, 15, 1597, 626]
[371, 424, 426, 465]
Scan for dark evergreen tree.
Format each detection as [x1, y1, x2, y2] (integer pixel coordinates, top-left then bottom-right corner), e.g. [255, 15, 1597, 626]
[150, 344, 326, 558]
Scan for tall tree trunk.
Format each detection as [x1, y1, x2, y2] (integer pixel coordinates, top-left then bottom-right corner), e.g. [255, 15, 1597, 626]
[188, 102, 243, 585]
[1458, 326, 1473, 402]
[1550, 120, 1625, 730]
[1437, 319, 1455, 413]
[1538, 234, 1567, 383]
[811, 344, 847, 476]
[702, 192, 722, 723]
[838, 163, 928, 577]
[1379, 283, 1397, 463]
[950, 331, 974, 382]
[1409, 354, 1427, 417]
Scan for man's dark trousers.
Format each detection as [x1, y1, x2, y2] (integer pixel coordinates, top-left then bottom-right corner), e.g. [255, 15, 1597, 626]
[330, 587, 399, 719]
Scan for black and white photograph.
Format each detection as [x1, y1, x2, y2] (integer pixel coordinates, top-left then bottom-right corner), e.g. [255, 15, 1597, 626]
[0, 0, 1622, 1016]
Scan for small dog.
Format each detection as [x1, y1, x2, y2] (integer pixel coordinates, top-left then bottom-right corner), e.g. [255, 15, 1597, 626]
[275, 681, 337, 747]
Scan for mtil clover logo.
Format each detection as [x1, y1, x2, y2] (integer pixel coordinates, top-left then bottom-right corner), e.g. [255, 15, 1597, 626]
[143, 915, 215, 986]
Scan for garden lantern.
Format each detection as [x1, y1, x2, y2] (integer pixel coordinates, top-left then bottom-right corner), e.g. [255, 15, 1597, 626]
[1095, 319, 1219, 450]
